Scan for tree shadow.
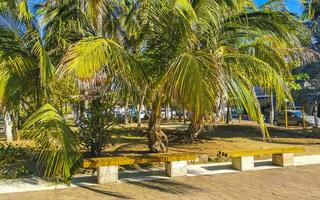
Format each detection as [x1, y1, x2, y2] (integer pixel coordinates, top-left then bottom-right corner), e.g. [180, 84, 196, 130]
[255, 160, 273, 167]
[74, 182, 133, 199]
[128, 179, 202, 195]
[201, 164, 233, 171]
[268, 140, 320, 146]
[200, 124, 320, 139]
[111, 128, 146, 138]
[112, 142, 149, 155]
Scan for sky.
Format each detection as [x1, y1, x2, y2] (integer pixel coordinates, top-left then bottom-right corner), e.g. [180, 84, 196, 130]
[255, 0, 304, 15]
[28, 0, 304, 16]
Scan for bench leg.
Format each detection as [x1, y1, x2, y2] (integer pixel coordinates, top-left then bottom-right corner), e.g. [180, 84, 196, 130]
[232, 156, 254, 171]
[165, 160, 188, 177]
[272, 153, 294, 167]
[97, 166, 119, 184]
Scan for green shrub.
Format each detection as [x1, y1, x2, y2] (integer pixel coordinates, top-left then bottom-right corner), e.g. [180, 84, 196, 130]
[0, 144, 34, 179]
[78, 97, 117, 157]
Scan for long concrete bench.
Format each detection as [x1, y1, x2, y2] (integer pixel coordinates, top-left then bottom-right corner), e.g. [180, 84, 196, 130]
[218, 147, 304, 171]
[83, 153, 197, 184]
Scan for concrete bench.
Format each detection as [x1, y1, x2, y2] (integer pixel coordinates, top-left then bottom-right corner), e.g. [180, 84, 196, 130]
[218, 147, 304, 171]
[83, 153, 197, 184]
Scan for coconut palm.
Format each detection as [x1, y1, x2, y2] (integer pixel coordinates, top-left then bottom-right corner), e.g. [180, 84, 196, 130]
[0, 0, 81, 181]
[141, 0, 310, 151]
[56, 0, 311, 153]
[1, 0, 312, 163]
[40, 0, 147, 157]
[298, 0, 320, 127]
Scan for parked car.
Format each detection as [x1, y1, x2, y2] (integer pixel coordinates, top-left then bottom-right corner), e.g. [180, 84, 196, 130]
[273, 110, 318, 127]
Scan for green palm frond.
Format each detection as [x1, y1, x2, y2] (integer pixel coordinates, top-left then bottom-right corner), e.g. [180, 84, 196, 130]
[31, 39, 55, 88]
[226, 75, 270, 139]
[224, 53, 291, 109]
[22, 104, 81, 182]
[59, 37, 145, 85]
[0, 69, 23, 110]
[163, 50, 223, 121]
[18, 0, 33, 21]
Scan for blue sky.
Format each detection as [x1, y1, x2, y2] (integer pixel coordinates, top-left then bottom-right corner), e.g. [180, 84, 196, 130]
[28, 0, 304, 15]
[255, 0, 303, 15]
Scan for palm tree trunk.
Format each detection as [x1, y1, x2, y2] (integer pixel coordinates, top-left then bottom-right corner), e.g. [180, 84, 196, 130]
[314, 101, 319, 130]
[147, 96, 168, 153]
[124, 98, 129, 125]
[12, 110, 19, 141]
[178, 109, 182, 122]
[226, 105, 231, 124]
[186, 114, 204, 142]
[215, 94, 225, 123]
[171, 107, 174, 120]
[137, 88, 146, 127]
[137, 104, 141, 124]
[4, 112, 13, 143]
[183, 108, 187, 124]
[165, 103, 170, 121]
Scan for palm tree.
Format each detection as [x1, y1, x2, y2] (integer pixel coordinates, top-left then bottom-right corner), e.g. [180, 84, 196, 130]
[0, 0, 81, 182]
[1, 0, 312, 168]
[298, 0, 320, 128]
[41, 0, 147, 157]
[56, 0, 311, 153]
[141, 0, 310, 151]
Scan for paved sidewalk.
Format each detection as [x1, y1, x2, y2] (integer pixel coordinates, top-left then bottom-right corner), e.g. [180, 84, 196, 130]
[1, 155, 320, 195]
[1, 164, 320, 200]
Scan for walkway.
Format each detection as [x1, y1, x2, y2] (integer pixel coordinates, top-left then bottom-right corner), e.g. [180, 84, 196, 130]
[1, 164, 320, 200]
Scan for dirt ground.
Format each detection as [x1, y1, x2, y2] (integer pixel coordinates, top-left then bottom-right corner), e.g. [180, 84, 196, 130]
[104, 122, 320, 160]
[2, 121, 320, 160]
[1, 164, 320, 200]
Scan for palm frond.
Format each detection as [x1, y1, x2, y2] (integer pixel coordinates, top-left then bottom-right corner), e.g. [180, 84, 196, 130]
[163, 50, 223, 121]
[22, 104, 81, 182]
[59, 37, 145, 86]
[18, 0, 33, 21]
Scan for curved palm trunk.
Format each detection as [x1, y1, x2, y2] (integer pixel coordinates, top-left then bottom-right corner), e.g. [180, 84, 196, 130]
[186, 115, 204, 143]
[147, 96, 168, 153]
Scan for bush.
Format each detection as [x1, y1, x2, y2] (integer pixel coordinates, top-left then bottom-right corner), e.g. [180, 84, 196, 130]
[0, 144, 34, 179]
[78, 98, 116, 157]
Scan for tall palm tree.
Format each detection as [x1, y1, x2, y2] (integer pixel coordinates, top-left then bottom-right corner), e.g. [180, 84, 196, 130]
[144, 0, 310, 151]
[298, 0, 320, 128]
[57, 0, 311, 153]
[41, 0, 147, 157]
[0, 0, 81, 181]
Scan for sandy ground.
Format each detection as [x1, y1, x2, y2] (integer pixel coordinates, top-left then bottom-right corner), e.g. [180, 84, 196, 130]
[2, 122, 320, 160]
[1, 164, 319, 200]
[104, 122, 320, 160]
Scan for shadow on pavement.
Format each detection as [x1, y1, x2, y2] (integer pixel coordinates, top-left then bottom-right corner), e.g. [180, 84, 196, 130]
[201, 164, 233, 171]
[80, 185, 132, 199]
[128, 179, 202, 195]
